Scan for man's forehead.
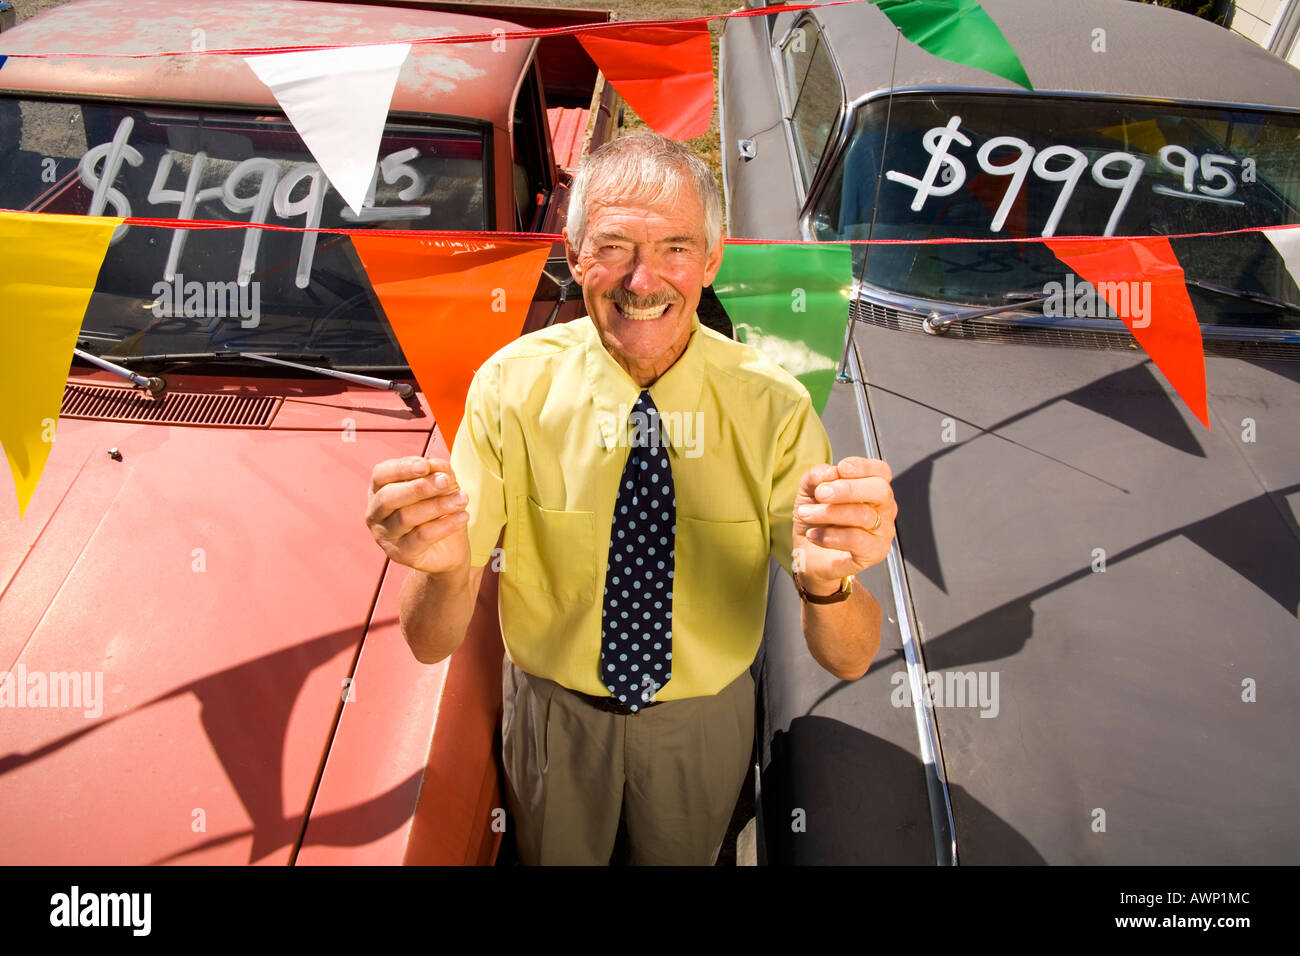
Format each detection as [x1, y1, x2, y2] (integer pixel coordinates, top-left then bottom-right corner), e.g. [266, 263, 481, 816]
[588, 180, 705, 219]
[590, 225, 705, 245]
[590, 197, 702, 234]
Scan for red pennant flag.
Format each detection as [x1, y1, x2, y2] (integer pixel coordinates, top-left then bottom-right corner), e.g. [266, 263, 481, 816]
[1047, 237, 1208, 429]
[578, 23, 714, 141]
[350, 236, 551, 447]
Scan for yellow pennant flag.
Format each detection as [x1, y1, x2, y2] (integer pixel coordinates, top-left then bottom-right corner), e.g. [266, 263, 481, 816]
[0, 211, 119, 517]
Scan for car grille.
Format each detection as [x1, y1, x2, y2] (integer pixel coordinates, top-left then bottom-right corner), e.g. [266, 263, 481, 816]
[851, 299, 1300, 361]
[61, 384, 280, 427]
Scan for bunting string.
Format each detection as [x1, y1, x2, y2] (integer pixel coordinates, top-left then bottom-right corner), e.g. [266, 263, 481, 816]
[0, 208, 1291, 247]
[0, 1, 860, 59]
[2, 208, 1298, 515]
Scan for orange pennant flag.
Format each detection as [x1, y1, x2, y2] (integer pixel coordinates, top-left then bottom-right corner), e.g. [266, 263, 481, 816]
[350, 236, 551, 448]
[1046, 237, 1209, 430]
[577, 23, 715, 141]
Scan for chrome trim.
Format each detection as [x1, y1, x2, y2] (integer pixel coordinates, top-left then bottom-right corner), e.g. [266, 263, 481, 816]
[768, 32, 807, 210]
[769, 12, 852, 213]
[846, 334, 958, 866]
[845, 84, 1300, 119]
[795, 19, 886, 240]
[798, 80, 859, 240]
[718, 19, 733, 236]
[773, 15, 802, 51]
[851, 279, 1300, 345]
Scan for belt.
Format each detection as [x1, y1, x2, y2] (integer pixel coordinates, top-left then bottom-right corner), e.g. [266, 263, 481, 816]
[568, 688, 663, 715]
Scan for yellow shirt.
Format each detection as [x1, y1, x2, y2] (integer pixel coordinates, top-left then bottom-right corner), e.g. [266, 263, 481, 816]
[450, 312, 832, 700]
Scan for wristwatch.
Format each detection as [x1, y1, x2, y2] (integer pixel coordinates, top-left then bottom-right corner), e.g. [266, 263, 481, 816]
[795, 573, 854, 605]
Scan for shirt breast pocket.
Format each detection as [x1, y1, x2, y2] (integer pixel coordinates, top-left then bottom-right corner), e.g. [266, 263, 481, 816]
[674, 515, 768, 608]
[513, 495, 596, 603]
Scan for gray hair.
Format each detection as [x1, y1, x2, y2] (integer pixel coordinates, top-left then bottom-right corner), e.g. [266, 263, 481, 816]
[565, 131, 723, 254]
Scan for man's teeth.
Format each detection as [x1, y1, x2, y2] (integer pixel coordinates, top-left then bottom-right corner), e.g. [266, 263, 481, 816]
[617, 303, 672, 321]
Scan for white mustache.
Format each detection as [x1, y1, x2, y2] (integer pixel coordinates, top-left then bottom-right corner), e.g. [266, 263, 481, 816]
[604, 289, 679, 310]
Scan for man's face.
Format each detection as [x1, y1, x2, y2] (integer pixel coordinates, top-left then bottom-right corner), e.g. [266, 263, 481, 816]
[566, 183, 723, 383]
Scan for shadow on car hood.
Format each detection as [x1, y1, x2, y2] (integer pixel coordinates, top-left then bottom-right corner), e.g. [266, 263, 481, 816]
[0, 391, 431, 864]
[858, 321, 1300, 863]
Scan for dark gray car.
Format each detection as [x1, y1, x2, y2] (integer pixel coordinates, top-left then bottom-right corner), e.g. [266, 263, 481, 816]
[721, 0, 1300, 864]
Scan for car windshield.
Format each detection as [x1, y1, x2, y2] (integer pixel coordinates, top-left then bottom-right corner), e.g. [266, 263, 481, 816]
[813, 93, 1300, 331]
[0, 97, 490, 369]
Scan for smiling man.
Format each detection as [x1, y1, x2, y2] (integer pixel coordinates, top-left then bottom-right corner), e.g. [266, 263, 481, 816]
[365, 132, 896, 865]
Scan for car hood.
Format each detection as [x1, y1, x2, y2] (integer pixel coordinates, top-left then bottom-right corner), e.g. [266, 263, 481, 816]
[856, 318, 1300, 863]
[0, 376, 431, 864]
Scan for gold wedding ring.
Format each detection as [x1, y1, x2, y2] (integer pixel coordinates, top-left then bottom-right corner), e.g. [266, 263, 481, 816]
[868, 508, 883, 535]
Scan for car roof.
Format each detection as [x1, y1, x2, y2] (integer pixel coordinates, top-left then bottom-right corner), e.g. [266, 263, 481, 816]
[809, 0, 1300, 111]
[0, 0, 536, 123]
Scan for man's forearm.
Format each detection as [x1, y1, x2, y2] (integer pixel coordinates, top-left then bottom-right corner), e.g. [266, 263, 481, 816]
[399, 563, 479, 664]
[797, 577, 882, 681]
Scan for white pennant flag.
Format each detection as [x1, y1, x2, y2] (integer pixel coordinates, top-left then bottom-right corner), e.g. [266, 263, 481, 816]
[1263, 225, 1300, 291]
[244, 43, 411, 216]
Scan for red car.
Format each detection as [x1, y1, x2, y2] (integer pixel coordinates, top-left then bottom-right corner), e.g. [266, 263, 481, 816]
[0, 0, 617, 864]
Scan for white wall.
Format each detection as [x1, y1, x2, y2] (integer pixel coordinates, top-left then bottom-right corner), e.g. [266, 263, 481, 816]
[1231, 0, 1283, 44]
[1231, 0, 1300, 63]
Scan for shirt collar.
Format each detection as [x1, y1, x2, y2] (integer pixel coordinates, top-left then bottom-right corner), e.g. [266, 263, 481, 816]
[583, 312, 706, 453]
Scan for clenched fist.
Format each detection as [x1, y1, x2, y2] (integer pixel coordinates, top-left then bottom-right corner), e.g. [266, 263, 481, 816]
[365, 456, 471, 576]
[792, 456, 896, 592]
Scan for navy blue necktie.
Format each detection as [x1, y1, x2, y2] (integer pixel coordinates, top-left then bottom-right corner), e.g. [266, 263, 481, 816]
[600, 390, 675, 711]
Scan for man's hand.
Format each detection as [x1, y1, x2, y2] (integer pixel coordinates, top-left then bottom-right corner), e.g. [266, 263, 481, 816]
[365, 457, 471, 576]
[792, 456, 896, 594]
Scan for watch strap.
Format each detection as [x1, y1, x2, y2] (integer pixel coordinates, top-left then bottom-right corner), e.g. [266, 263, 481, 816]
[796, 573, 853, 605]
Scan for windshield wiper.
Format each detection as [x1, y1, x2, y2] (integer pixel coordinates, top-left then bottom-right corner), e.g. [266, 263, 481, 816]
[1185, 279, 1300, 316]
[76, 349, 415, 400]
[922, 292, 1055, 335]
[72, 348, 167, 396]
[89, 349, 333, 367]
[236, 352, 414, 399]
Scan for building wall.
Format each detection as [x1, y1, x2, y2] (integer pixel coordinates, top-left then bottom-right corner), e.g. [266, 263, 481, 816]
[1231, 0, 1300, 65]
[1232, 0, 1282, 44]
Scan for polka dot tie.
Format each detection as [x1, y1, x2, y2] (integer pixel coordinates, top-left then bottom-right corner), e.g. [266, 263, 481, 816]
[600, 390, 674, 712]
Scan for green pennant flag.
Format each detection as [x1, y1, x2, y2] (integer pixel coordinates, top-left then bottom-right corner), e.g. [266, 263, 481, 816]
[874, 0, 1033, 90]
[713, 243, 851, 414]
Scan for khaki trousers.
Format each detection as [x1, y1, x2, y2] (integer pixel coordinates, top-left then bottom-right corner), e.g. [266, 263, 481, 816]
[501, 658, 755, 865]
